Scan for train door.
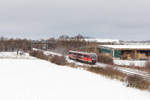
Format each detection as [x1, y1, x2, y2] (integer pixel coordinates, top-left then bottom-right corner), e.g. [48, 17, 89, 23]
[83, 55, 90, 62]
[72, 52, 77, 60]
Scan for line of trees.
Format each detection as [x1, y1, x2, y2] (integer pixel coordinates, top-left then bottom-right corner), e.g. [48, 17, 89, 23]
[43, 34, 98, 54]
[0, 34, 98, 54]
[0, 37, 32, 52]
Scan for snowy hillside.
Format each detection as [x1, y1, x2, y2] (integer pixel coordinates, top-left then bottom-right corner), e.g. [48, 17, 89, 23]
[0, 57, 149, 100]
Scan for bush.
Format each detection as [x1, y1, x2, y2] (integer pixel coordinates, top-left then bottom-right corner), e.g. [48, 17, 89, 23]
[145, 61, 150, 69]
[87, 67, 126, 80]
[97, 53, 113, 65]
[29, 50, 49, 60]
[125, 75, 150, 90]
[51, 55, 66, 65]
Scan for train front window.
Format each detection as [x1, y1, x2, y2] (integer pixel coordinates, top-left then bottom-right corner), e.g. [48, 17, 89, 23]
[91, 54, 96, 59]
[69, 52, 72, 54]
[84, 55, 89, 58]
[78, 54, 83, 58]
[73, 53, 76, 56]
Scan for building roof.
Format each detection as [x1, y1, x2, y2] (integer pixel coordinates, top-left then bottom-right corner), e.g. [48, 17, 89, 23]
[85, 38, 120, 43]
[99, 45, 150, 50]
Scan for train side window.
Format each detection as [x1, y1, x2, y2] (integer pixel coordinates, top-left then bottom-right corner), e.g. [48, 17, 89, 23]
[78, 54, 82, 56]
[84, 55, 89, 58]
[78, 54, 83, 58]
[87, 55, 89, 58]
[73, 53, 76, 56]
[69, 52, 72, 54]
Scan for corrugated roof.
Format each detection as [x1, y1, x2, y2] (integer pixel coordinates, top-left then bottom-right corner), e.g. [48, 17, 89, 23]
[99, 45, 150, 50]
[85, 38, 120, 43]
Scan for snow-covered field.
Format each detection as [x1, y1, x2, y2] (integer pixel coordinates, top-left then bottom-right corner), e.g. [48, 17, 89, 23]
[0, 52, 35, 59]
[0, 53, 149, 100]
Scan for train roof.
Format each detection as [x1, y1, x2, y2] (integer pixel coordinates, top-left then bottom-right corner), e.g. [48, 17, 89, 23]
[69, 50, 97, 55]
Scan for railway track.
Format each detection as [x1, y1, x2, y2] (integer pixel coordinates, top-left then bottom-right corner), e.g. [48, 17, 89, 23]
[116, 67, 150, 80]
[96, 62, 150, 80]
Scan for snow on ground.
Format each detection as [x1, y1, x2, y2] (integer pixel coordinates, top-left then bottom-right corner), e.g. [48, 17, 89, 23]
[0, 58, 150, 100]
[0, 52, 35, 59]
[66, 56, 150, 80]
[43, 51, 62, 56]
[33, 48, 62, 56]
[114, 60, 146, 67]
[31, 49, 150, 80]
[117, 67, 150, 79]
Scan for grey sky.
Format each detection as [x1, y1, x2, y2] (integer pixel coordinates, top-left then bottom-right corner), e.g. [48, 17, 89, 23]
[0, 0, 150, 40]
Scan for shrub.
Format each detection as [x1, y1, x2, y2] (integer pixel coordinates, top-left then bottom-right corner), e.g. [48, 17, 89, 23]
[145, 60, 150, 69]
[29, 50, 49, 60]
[124, 75, 150, 90]
[68, 63, 79, 68]
[87, 67, 126, 80]
[51, 55, 66, 65]
[97, 53, 113, 65]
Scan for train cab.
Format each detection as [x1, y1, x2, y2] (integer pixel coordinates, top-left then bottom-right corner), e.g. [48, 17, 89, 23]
[68, 50, 97, 64]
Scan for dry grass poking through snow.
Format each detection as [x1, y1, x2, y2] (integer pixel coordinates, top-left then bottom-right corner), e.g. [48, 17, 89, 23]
[87, 66, 126, 81]
[30, 50, 67, 66]
[117, 64, 150, 73]
[66, 63, 150, 91]
[125, 75, 150, 90]
[29, 50, 150, 91]
[29, 50, 49, 60]
[86, 66, 150, 90]
[50, 55, 67, 65]
[145, 61, 150, 70]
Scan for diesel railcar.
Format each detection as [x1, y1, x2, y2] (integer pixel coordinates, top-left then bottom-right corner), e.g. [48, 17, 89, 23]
[68, 50, 97, 64]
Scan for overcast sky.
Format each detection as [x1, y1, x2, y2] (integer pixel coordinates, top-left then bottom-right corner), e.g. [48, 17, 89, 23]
[0, 0, 150, 40]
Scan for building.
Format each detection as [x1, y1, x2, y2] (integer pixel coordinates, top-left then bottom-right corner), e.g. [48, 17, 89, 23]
[98, 45, 150, 60]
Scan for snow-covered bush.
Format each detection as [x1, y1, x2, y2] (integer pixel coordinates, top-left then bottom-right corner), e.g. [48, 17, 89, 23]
[87, 67, 126, 80]
[29, 50, 49, 60]
[51, 55, 66, 65]
[125, 75, 150, 90]
[145, 61, 150, 69]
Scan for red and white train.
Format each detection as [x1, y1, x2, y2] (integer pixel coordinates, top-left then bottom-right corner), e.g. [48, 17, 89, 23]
[68, 50, 97, 64]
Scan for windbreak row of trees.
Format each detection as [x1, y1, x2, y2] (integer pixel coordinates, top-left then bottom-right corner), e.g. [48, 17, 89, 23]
[0, 34, 98, 54]
[32, 34, 98, 54]
[0, 37, 32, 52]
